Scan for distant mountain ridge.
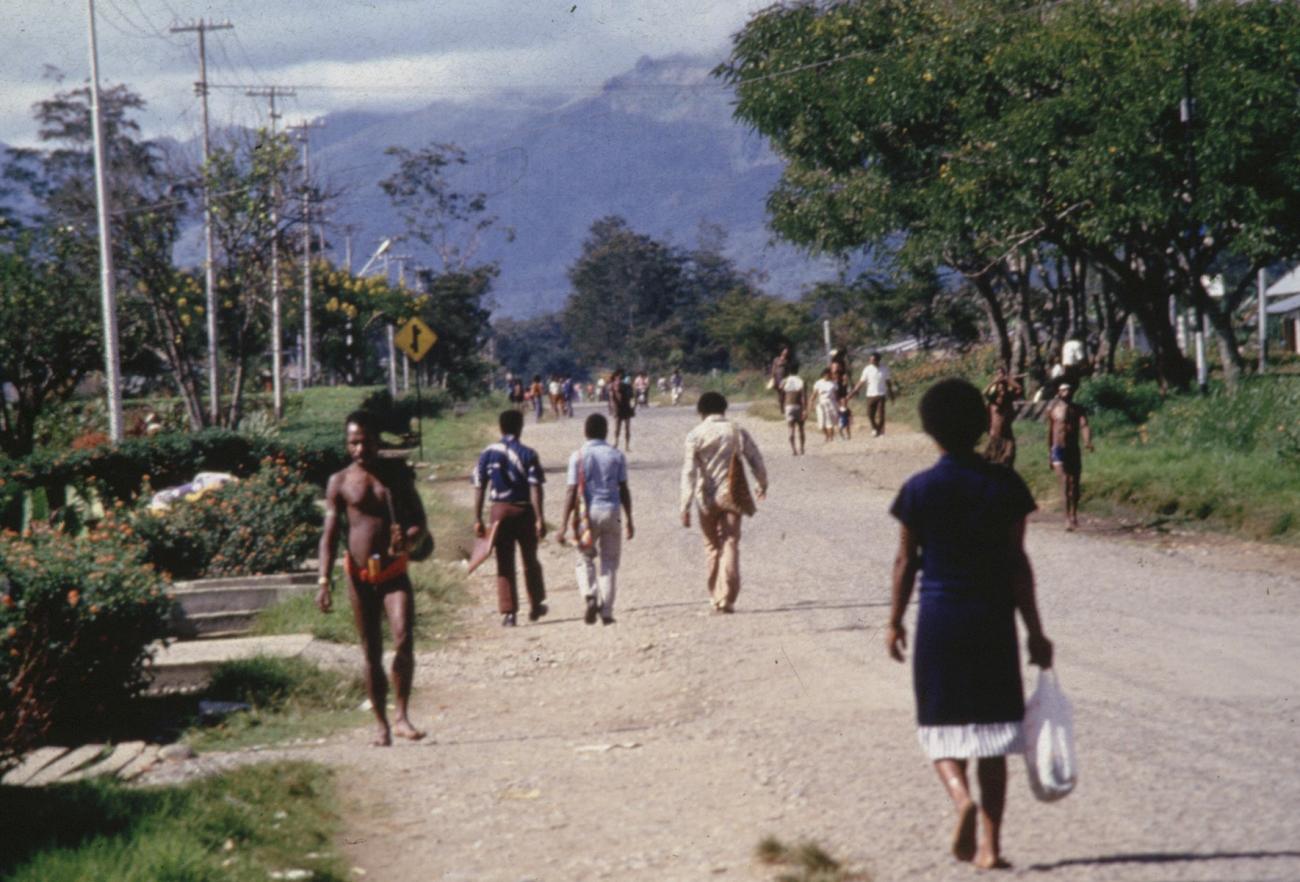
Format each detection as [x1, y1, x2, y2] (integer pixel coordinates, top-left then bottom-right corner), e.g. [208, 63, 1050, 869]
[5, 55, 843, 317]
[307, 53, 840, 316]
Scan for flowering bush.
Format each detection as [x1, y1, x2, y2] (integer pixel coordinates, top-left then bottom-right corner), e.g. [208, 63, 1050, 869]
[0, 524, 171, 768]
[128, 460, 323, 581]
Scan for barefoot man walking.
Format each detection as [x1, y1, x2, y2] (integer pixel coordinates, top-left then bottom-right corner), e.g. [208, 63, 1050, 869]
[318, 410, 430, 746]
[1045, 382, 1093, 530]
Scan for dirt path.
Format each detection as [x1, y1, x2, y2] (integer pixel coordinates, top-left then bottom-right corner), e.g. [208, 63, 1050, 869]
[310, 403, 1299, 882]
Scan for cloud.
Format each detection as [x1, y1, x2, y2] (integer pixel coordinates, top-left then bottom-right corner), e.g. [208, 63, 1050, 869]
[0, 0, 769, 146]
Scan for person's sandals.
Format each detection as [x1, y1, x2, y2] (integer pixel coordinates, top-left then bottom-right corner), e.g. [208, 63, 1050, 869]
[585, 597, 599, 625]
[528, 603, 549, 622]
[502, 612, 517, 627]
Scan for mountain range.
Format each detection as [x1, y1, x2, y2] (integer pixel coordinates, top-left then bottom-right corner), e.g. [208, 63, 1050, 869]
[4, 54, 845, 318]
[302, 53, 842, 316]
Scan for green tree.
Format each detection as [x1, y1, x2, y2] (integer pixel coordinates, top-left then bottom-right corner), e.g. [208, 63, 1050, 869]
[719, 0, 1300, 391]
[704, 287, 812, 369]
[379, 142, 513, 272]
[4, 81, 204, 422]
[205, 130, 302, 426]
[0, 235, 101, 457]
[563, 216, 692, 369]
[409, 266, 496, 397]
[492, 313, 585, 382]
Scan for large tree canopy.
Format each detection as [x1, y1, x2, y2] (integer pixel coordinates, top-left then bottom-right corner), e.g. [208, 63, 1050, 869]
[718, 0, 1300, 389]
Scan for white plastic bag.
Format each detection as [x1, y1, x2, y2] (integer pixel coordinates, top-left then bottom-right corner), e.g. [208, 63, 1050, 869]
[1022, 668, 1077, 802]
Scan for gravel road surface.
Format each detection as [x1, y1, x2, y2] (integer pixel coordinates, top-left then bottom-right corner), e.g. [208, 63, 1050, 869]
[263, 402, 1300, 882]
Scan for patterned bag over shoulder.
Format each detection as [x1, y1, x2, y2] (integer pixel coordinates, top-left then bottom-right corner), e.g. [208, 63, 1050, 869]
[716, 427, 757, 517]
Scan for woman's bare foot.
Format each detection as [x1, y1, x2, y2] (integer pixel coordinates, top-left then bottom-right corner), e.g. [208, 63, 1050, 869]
[372, 724, 393, 747]
[392, 718, 426, 741]
[973, 851, 1012, 870]
[952, 801, 977, 862]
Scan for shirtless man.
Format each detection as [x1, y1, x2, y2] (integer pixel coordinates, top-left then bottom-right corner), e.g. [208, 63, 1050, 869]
[318, 410, 430, 745]
[1045, 383, 1093, 531]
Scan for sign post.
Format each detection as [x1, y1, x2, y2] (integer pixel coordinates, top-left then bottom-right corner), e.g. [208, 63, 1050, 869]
[393, 317, 437, 461]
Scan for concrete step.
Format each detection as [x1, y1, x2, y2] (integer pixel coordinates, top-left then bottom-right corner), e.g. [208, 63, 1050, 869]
[147, 633, 316, 692]
[172, 570, 316, 597]
[1, 746, 69, 786]
[169, 609, 262, 639]
[168, 572, 317, 638]
[25, 744, 107, 787]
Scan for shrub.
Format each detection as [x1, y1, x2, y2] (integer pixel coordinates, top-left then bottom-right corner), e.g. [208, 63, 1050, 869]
[0, 525, 171, 769]
[1074, 374, 1165, 427]
[128, 461, 323, 581]
[357, 388, 447, 438]
[1144, 376, 1300, 460]
[0, 430, 348, 531]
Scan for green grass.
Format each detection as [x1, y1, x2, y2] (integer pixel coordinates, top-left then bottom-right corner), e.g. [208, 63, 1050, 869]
[251, 559, 468, 647]
[0, 761, 346, 882]
[883, 350, 1300, 543]
[277, 385, 378, 446]
[754, 837, 871, 882]
[183, 656, 368, 753]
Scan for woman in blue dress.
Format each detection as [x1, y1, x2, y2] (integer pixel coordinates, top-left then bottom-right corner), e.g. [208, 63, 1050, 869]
[886, 378, 1053, 870]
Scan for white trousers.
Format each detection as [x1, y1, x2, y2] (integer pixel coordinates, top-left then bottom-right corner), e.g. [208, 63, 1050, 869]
[575, 506, 622, 614]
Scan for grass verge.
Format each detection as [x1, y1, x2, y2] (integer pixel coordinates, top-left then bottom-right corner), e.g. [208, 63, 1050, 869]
[755, 836, 871, 882]
[0, 760, 345, 882]
[883, 351, 1300, 545]
[183, 656, 367, 753]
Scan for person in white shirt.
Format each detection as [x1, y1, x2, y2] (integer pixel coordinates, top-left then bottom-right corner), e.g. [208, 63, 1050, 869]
[680, 393, 767, 613]
[780, 370, 807, 455]
[811, 368, 839, 442]
[559, 414, 634, 624]
[849, 352, 896, 437]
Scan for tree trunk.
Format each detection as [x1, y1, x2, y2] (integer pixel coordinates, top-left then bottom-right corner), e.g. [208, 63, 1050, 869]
[1204, 302, 1244, 392]
[972, 275, 1012, 369]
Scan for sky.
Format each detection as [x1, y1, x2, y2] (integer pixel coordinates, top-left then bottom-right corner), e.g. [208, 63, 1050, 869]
[2, 0, 770, 147]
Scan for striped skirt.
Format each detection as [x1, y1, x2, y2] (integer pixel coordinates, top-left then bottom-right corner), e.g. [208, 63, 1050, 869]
[918, 722, 1023, 760]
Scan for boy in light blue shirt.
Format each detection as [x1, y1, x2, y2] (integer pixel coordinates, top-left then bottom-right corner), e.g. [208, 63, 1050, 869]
[559, 414, 634, 624]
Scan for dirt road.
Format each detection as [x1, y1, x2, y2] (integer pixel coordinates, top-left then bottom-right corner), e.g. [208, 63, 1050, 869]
[324, 402, 1300, 882]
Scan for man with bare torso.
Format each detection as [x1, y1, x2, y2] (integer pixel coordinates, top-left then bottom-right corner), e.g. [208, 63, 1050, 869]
[318, 410, 429, 746]
[1045, 383, 1093, 531]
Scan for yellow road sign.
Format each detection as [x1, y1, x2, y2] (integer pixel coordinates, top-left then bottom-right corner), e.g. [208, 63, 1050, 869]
[395, 317, 437, 362]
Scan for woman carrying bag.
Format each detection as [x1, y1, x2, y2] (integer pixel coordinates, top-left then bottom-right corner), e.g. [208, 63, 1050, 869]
[886, 379, 1054, 870]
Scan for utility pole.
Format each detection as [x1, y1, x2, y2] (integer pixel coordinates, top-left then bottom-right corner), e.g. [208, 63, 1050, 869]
[1258, 269, 1268, 374]
[383, 252, 398, 398]
[169, 17, 232, 427]
[1181, 0, 1208, 392]
[393, 255, 414, 393]
[86, 0, 124, 442]
[288, 119, 324, 392]
[246, 86, 296, 418]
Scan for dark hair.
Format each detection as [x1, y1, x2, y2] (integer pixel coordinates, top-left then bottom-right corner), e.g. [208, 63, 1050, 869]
[584, 413, 608, 440]
[919, 378, 987, 453]
[499, 409, 524, 435]
[697, 391, 728, 416]
[345, 410, 379, 436]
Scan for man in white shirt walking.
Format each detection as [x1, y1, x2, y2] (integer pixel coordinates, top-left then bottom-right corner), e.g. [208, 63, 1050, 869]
[680, 392, 767, 613]
[559, 414, 634, 624]
[850, 352, 896, 437]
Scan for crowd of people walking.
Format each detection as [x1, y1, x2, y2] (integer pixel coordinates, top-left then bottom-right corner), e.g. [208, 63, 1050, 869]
[318, 341, 1094, 870]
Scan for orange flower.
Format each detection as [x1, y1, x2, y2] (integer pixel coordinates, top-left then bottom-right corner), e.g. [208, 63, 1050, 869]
[1, 595, 12, 608]
[90, 604, 100, 615]
[5, 626, 15, 638]
[67, 589, 80, 607]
